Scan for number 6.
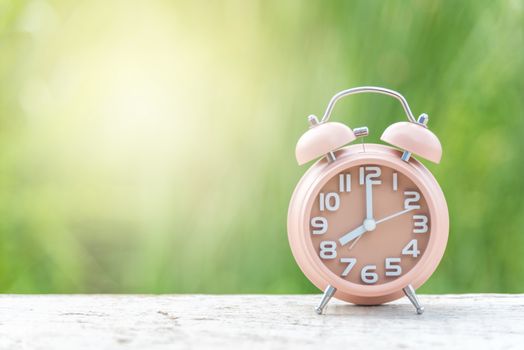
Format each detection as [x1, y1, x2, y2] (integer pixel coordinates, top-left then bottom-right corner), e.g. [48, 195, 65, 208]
[361, 265, 378, 284]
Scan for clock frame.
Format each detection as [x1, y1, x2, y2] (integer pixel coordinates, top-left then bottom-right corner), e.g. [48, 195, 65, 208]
[288, 144, 448, 306]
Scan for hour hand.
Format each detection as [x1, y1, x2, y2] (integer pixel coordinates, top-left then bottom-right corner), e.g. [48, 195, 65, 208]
[339, 225, 367, 246]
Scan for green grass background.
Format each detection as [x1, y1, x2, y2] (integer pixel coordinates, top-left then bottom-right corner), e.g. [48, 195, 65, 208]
[0, 0, 522, 293]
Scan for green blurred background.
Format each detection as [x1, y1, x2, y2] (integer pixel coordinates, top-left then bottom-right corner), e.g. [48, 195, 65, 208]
[0, 0, 522, 294]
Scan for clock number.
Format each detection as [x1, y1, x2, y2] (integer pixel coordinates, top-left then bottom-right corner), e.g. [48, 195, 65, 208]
[319, 241, 337, 259]
[359, 166, 382, 185]
[310, 217, 328, 235]
[392, 172, 398, 191]
[319, 192, 340, 212]
[340, 258, 357, 277]
[339, 173, 351, 192]
[404, 191, 421, 210]
[402, 239, 420, 258]
[361, 265, 378, 284]
[413, 215, 428, 233]
[385, 258, 402, 276]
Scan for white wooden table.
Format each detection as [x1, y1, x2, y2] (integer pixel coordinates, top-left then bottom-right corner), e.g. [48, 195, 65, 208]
[0, 294, 522, 349]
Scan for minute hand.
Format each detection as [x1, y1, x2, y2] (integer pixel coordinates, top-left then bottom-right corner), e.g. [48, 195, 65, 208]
[375, 207, 415, 225]
[365, 179, 374, 220]
[338, 207, 415, 246]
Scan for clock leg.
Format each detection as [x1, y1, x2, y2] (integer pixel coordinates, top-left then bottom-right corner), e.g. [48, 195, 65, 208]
[315, 285, 336, 315]
[403, 284, 424, 314]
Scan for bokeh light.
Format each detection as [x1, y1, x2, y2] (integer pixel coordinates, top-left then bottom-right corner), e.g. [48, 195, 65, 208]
[0, 0, 522, 293]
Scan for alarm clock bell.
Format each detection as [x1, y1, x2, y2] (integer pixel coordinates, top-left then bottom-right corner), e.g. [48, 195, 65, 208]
[295, 115, 369, 165]
[381, 114, 443, 163]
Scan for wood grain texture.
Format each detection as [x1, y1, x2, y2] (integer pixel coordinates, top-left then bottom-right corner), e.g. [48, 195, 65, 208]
[0, 294, 522, 349]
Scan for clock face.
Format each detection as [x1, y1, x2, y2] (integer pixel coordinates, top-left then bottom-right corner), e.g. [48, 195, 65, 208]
[308, 164, 431, 286]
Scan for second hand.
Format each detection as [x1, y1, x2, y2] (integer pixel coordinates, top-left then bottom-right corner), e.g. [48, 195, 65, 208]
[348, 235, 362, 251]
[346, 207, 415, 251]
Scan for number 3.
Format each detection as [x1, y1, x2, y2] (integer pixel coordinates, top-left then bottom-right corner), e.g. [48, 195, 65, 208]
[413, 215, 428, 233]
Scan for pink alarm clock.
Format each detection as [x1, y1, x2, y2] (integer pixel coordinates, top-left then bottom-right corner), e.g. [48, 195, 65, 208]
[288, 87, 449, 314]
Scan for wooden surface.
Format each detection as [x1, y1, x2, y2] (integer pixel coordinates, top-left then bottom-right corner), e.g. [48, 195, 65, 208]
[0, 294, 522, 349]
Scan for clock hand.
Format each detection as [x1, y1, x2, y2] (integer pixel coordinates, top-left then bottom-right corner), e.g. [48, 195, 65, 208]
[375, 207, 415, 225]
[365, 178, 374, 220]
[338, 225, 367, 246]
[338, 207, 416, 246]
[347, 235, 363, 251]
[339, 177, 377, 247]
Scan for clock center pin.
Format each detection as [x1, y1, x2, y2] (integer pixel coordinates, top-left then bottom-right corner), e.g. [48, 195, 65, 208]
[363, 218, 376, 231]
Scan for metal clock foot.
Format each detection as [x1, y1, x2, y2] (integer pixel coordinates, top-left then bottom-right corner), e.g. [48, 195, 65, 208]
[403, 284, 424, 314]
[315, 285, 336, 315]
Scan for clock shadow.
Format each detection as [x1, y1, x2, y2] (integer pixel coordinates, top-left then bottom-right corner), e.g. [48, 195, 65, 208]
[325, 303, 447, 319]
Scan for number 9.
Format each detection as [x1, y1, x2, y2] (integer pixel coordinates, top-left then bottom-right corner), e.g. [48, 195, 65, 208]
[311, 217, 328, 235]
